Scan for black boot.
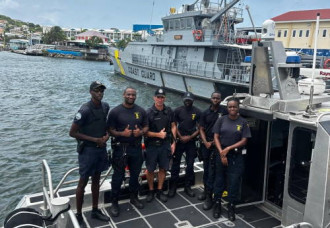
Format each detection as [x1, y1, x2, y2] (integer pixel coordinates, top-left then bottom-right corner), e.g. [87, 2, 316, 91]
[228, 203, 236, 221]
[168, 182, 177, 198]
[109, 198, 120, 217]
[130, 192, 144, 209]
[203, 190, 213, 210]
[197, 190, 206, 200]
[156, 189, 168, 203]
[184, 186, 195, 197]
[146, 190, 154, 203]
[75, 213, 87, 228]
[91, 208, 110, 221]
[213, 200, 221, 218]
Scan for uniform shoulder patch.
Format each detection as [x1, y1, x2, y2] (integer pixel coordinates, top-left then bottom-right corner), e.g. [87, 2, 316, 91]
[75, 112, 82, 120]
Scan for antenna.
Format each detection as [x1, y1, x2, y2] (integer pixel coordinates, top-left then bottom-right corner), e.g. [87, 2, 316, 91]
[305, 13, 320, 117]
[245, 5, 258, 41]
[149, 0, 155, 34]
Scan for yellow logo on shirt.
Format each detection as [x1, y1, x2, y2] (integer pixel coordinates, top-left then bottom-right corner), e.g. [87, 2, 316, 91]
[134, 112, 140, 119]
[192, 114, 196, 120]
[236, 125, 242, 131]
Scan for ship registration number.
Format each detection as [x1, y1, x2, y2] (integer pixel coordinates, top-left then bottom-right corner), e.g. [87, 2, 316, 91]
[128, 66, 156, 81]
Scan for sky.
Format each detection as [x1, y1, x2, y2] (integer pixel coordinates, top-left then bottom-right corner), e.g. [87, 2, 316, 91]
[0, 0, 329, 30]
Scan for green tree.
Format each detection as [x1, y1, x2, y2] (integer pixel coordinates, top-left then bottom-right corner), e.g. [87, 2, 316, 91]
[115, 38, 131, 49]
[85, 36, 103, 48]
[42, 26, 67, 44]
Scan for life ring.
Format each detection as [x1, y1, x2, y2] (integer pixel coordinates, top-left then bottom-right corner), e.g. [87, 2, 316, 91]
[193, 30, 203, 41]
[324, 58, 330, 69]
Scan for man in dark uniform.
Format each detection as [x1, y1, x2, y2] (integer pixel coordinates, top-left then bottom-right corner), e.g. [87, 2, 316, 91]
[199, 91, 227, 210]
[107, 87, 148, 217]
[168, 92, 201, 197]
[145, 88, 177, 203]
[69, 81, 110, 227]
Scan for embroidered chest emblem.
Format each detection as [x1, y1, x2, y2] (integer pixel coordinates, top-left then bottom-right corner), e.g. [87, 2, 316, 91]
[134, 112, 140, 119]
[192, 113, 196, 120]
[236, 124, 242, 131]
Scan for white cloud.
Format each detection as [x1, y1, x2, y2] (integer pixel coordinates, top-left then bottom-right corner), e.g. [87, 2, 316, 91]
[39, 12, 59, 26]
[0, 0, 20, 10]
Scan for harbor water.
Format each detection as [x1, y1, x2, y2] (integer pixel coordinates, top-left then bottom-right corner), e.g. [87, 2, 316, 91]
[0, 51, 208, 224]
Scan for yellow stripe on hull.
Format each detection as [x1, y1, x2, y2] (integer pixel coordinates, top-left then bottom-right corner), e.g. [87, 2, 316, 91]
[114, 49, 126, 75]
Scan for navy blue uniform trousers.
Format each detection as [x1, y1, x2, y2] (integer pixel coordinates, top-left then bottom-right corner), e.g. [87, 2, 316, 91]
[214, 152, 244, 204]
[111, 145, 143, 198]
[170, 140, 196, 187]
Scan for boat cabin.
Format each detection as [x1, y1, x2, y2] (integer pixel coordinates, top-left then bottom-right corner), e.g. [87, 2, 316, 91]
[226, 40, 330, 227]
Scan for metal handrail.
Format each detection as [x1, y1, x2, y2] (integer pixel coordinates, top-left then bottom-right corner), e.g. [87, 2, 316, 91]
[54, 167, 79, 195]
[131, 54, 250, 84]
[68, 210, 81, 228]
[54, 166, 113, 196]
[41, 159, 54, 212]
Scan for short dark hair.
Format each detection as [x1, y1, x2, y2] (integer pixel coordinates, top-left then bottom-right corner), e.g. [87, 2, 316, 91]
[226, 97, 240, 106]
[123, 86, 136, 94]
[211, 91, 221, 97]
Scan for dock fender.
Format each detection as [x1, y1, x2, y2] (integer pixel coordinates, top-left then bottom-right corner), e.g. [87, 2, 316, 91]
[324, 59, 330, 69]
[114, 49, 126, 75]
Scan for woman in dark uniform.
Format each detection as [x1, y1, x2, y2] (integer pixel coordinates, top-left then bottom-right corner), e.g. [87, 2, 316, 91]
[212, 97, 251, 221]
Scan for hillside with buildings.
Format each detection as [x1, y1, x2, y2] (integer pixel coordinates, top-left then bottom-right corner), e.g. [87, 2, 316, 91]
[0, 14, 142, 49]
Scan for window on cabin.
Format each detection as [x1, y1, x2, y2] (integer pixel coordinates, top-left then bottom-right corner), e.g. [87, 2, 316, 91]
[169, 20, 174, 30]
[288, 127, 315, 204]
[299, 30, 303, 37]
[277, 30, 281, 37]
[175, 19, 180, 30]
[217, 49, 228, 64]
[186, 17, 193, 29]
[284, 30, 287, 37]
[306, 30, 309, 37]
[292, 30, 296, 37]
[180, 19, 185, 29]
[163, 20, 169, 31]
[323, 29, 327, 37]
[204, 48, 214, 62]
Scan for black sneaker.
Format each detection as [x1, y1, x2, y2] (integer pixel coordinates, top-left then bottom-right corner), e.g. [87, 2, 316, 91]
[91, 208, 110, 222]
[130, 193, 144, 209]
[76, 213, 87, 228]
[156, 190, 168, 203]
[109, 201, 120, 217]
[168, 182, 177, 198]
[198, 190, 206, 200]
[184, 186, 195, 197]
[146, 190, 154, 203]
[213, 201, 221, 219]
[228, 203, 236, 221]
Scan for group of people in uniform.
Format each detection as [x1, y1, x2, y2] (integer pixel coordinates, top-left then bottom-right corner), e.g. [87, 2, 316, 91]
[69, 81, 251, 227]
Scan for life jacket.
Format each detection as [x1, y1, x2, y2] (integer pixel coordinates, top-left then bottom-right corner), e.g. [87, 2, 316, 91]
[80, 101, 109, 147]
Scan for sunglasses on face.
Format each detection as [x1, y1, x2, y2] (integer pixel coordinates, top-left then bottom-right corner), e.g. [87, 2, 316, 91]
[211, 97, 221, 100]
[93, 89, 104, 93]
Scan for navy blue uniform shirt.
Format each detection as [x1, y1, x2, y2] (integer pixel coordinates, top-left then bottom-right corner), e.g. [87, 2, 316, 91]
[174, 106, 201, 136]
[107, 104, 148, 143]
[200, 105, 227, 140]
[213, 115, 251, 147]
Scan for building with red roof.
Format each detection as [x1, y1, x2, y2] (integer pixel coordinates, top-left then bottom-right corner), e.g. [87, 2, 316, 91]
[75, 30, 108, 43]
[271, 9, 330, 56]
